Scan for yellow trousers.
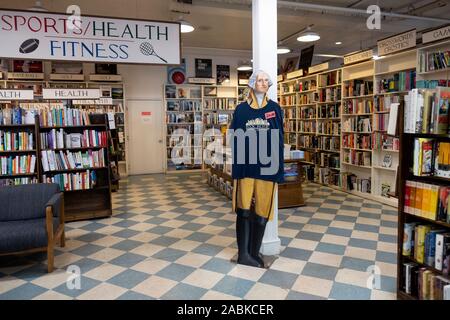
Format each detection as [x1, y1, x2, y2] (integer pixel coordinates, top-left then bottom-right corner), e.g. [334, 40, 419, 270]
[232, 178, 276, 221]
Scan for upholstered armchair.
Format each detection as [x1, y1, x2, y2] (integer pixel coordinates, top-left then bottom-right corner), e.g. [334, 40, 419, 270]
[0, 184, 65, 273]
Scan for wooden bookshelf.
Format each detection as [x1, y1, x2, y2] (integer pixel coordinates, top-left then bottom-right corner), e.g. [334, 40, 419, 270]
[397, 117, 450, 300]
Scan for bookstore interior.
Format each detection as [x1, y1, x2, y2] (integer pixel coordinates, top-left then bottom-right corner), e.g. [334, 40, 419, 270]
[0, 0, 450, 302]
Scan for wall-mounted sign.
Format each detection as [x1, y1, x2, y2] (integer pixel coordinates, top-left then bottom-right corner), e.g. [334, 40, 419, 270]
[72, 98, 113, 105]
[7, 72, 44, 80]
[0, 72, 2, 79]
[422, 25, 450, 44]
[308, 62, 329, 74]
[377, 30, 416, 56]
[89, 74, 122, 82]
[188, 77, 215, 84]
[277, 75, 283, 82]
[0, 89, 34, 100]
[141, 111, 152, 124]
[43, 88, 101, 100]
[344, 49, 374, 65]
[0, 9, 180, 65]
[50, 74, 85, 81]
[286, 69, 303, 80]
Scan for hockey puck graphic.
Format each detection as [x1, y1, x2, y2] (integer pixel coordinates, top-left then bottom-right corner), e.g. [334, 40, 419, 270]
[19, 38, 40, 54]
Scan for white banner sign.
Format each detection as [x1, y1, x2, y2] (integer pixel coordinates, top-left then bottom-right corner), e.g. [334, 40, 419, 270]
[0, 89, 34, 100]
[377, 30, 416, 56]
[422, 25, 450, 44]
[72, 98, 113, 105]
[344, 49, 373, 65]
[0, 9, 180, 65]
[309, 62, 329, 74]
[43, 88, 100, 100]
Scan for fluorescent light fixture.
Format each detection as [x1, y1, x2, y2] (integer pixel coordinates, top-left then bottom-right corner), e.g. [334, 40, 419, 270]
[277, 46, 291, 54]
[180, 20, 195, 33]
[335, 41, 342, 45]
[237, 64, 252, 71]
[372, 55, 383, 60]
[297, 31, 320, 42]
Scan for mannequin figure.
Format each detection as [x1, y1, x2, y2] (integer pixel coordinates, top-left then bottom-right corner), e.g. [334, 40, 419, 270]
[229, 70, 284, 268]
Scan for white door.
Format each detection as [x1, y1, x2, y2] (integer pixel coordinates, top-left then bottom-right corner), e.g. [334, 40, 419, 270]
[128, 100, 164, 174]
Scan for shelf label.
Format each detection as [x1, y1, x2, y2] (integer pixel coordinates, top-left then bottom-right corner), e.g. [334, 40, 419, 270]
[286, 69, 303, 80]
[89, 74, 122, 82]
[0, 9, 180, 65]
[277, 75, 283, 82]
[422, 25, 450, 44]
[50, 74, 85, 81]
[7, 72, 44, 79]
[0, 89, 34, 100]
[43, 88, 101, 100]
[72, 97, 113, 105]
[0, 72, 2, 79]
[344, 49, 373, 65]
[238, 79, 249, 85]
[308, 62, 329, 74]
[188, 77, 216, 84]
[377, 29, 416, 56]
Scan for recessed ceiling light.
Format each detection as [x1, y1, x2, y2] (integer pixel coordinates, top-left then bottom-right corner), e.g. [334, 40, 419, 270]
[179, 20, 195, 33]
[297, 31, 320, 42]
[277, 46, 291, 54]
[335, 41, 342, 45]
[237, 62, 252, 71]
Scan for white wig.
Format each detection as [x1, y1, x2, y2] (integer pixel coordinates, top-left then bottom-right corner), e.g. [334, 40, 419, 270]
[248, 70, 273, 90]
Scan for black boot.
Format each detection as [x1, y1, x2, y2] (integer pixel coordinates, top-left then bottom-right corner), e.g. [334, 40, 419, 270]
[249, 211, 268, 268]
[236, 208, 261, 267]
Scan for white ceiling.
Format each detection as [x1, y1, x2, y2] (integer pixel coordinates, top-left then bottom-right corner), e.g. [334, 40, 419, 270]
[1, 0, 449, 64]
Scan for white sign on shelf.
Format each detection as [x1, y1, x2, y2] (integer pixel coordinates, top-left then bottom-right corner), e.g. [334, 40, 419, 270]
[188, 78, 216, 84]
[89, 74, 123, 82]
[308, 62, 329, 74]
[277, 75, 283, 82]
[49, 74, 85, 81]
[377, 29, 416, 56]
[238, 79, 249, 85]
[43, 88, 101, 100]
[0, 9, 180, 65]
[7, 72, 44, 80]
[286, 69, 303, 80]
[344, 49, 374, 65]
[422, 25, 450, 44]
[72, 98, 113, 105]
[0, 89, 34, 100]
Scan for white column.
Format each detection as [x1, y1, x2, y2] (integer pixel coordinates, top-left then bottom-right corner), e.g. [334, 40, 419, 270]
[252, 0, 280, 256]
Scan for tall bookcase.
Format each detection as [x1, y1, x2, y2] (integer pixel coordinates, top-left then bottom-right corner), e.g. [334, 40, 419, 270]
[397, 88, 450, 300]
[341, 60, 375, 198]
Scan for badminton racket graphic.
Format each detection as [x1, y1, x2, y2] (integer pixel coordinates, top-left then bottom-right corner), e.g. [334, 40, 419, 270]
[140, 42, 168, 63]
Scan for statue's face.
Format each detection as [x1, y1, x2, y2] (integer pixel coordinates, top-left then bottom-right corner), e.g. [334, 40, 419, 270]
[255, 73, 269, 94]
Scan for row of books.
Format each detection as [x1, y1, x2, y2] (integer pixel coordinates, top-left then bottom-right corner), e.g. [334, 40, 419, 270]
[343, 150, 371, 166]
[404, 87, 449, 134]
[318, 136, 340, 152]
[317, 87, 341, 102]
[374, 94, 400, 112]
[301, 164, 316, 181]
[280, 95, 296, 106]
[372, 133, 399, 151]
[412, 139, 449, 178]
[166, 113, 200, 124]
[284, 121, 296, 132]
[283, 107, 297, 119]
[0, 155, 37, 175]
[298, 121, 316, 133]
[40, 129, 108, 150]
[376, 70, 416, 93]
[0, 106, 36, 125]
[342, 117, 372, 133]
[418, 50, 450, 73]
[342, 173, 371, 193]
[43, 171, 98, 191]
[404, 181, 449, 222]
[298, 135, 318, 149]
[318, 103, 340, 118]
[166, 100, 201, 112]
[373, 113, 389, 131]
[299, 107, 315, 119]
[203, 113, 231, 126]
[403, 223, 450, 271]
[318, 153, 340, 169]
[318, 71, 341, 87]
[0, 177, 38, 186]
[343, 133, 372, 150]
[317, 121, 340, 136]
[416, 79, 450, 89]
[402, 262, 450, 299]
[297, 94, 314, 105]
[343, 80, 373, 97]
[204, 98, 237, 110]
[343, 99, 373, 114]
[40, 150, 106, 172]
[0, 131, 34, 151]
[38, 107, 91, 127]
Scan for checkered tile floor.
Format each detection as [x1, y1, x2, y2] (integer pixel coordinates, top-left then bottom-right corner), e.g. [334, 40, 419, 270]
[0, 174, 398, 300]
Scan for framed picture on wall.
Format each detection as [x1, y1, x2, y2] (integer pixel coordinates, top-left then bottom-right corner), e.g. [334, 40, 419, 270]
[195, 58, 213, 78]
[95, 63, 118, 75]
[216, 65, 230, 85]
[13, 60, 43, 73]
[167, 58, 186, 84]
[52, 61, 83, 74]
[282, 56, 299, 74]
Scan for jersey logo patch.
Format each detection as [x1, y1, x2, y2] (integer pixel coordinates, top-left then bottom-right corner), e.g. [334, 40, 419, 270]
[265, 111, 276, 119]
